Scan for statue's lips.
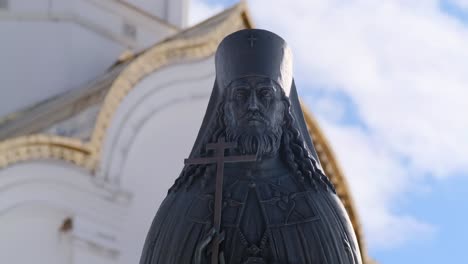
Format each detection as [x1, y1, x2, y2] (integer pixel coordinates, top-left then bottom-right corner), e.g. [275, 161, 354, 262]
[248, 120, 263, 125]
[246, 116, 265, 125]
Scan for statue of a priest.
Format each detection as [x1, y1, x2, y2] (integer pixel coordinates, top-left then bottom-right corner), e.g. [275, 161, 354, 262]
[139, 29, 362, 264]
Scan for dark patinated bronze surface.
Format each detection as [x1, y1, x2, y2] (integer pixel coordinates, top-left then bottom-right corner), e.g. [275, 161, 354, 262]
[140, 29, 362, 264]
[185, 137, 257, 264]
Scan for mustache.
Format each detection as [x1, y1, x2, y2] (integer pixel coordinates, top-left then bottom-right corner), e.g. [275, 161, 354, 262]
[241, 111, 268, 124]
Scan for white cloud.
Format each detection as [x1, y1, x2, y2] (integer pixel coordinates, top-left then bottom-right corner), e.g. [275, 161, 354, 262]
[315, 113, 438, 249]
[190, 0, 466, 251]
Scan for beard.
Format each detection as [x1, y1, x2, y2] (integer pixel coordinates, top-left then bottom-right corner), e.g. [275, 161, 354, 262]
[224, 115, 283, 158]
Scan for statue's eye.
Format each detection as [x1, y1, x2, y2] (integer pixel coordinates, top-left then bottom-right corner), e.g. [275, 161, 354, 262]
[259, 89, 272, 98]
[235, 89, 247, 100]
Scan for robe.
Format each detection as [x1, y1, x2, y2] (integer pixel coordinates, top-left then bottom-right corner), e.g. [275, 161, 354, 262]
[139, 162, 361, 264]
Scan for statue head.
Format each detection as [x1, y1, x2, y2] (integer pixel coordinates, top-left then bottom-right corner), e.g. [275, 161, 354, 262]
[215, 29, 293, 158]
[170, 29, 334, 193]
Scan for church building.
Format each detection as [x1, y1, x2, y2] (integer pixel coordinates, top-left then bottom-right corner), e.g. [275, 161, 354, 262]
[0, 1, 374, 263]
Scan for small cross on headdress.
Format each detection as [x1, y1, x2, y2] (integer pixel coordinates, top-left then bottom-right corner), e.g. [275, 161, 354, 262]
[247, 33, 257, 48]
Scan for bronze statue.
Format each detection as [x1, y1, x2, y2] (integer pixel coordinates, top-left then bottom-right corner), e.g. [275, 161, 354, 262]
[139, 29, 362, 264]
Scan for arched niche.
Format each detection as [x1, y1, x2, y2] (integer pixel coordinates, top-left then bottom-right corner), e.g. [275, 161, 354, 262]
[99, 56, 216, 264]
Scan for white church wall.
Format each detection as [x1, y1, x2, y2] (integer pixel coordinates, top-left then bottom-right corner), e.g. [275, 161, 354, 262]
[166, 0, 189, 28]
[123, 0, 166, 22]
[0, 0, 177, 117]
[0, 203, 73, 264]
[121, 0, 189, 27]
[75, 0, 174, 49]
[0, 161, 130, 264]
[97, 56, 215, 264]
[67, 25, 126, 93]
[0, 20, 124, 117]
[6, 0, 76, 15]
[122, 0, 189, 28]
[6, 0, 50, 13]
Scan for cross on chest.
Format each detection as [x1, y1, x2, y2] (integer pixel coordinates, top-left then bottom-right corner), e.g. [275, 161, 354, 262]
[185, 138, 256, 166]
[184, 137, 257, 264]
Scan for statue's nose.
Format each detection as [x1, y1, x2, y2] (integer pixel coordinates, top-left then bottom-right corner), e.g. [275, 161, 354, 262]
[247, 93, 259, 111]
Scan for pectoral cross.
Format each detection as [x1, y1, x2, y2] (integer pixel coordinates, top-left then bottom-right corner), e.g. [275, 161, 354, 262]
[185, 137, 257, 264]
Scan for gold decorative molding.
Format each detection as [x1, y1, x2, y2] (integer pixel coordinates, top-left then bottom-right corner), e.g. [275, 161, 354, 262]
[0, 135, 91, 169]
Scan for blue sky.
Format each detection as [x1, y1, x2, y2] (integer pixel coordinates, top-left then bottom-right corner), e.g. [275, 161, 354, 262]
[190, 0, 467, 263]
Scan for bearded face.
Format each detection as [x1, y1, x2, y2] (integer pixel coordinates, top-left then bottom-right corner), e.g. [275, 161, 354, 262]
[223, 76, 285, 157]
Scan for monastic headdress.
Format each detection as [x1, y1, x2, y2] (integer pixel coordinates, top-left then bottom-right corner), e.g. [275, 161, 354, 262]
[215, 29, 293, 95]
